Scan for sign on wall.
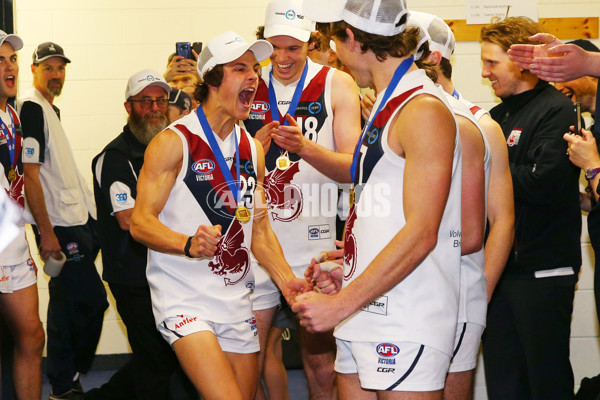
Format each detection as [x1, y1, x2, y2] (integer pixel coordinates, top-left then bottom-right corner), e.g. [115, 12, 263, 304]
[466, 0, 538, 24]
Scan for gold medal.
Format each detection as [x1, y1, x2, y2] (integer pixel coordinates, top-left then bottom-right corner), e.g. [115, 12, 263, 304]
[276, 151, 291, 171]
[7, 167, 16, 182]
[349, 187, 355, 208]
[235, 206, 251, 224]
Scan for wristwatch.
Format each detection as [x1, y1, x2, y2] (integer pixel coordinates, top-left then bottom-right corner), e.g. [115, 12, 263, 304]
[585, 167, 600, 181]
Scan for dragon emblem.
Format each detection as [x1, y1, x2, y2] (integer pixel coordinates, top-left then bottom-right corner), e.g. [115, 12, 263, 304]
[343, 206, 358, 281]
[7, 166, 24, 208]
[264, 161, 303, 222]
[208, 219, 251, 286]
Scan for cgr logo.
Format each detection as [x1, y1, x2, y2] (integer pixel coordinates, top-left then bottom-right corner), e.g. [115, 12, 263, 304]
[192, 159, 215, 174]
[251, 101, 270, 114]
[377, 367, 395, 373]
[376, 343, 399, 357]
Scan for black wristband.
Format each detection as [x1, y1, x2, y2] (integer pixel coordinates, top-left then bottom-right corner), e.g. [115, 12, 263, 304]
[184, 236, 193, 258]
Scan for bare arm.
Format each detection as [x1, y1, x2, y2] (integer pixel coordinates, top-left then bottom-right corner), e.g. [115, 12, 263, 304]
[114, 208, 133, 231]
[457, 116, 485, 255]
[479, 115, 514, 301]
[130, 129, 221, 258]
[293, 95, 457, 331]
[250, 139, 308, 300]
[565, 128, 600, 202]
[272, 70, 361, 183]
[23, 163, 61, 260]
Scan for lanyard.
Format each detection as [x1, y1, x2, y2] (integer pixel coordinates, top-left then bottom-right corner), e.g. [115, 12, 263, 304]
[196, 106, 241, 203]
[0, 109, 16, 166]
[452, 88, 460, 100]
[268, 62, 309, 126]
[350, 56, 414, 182]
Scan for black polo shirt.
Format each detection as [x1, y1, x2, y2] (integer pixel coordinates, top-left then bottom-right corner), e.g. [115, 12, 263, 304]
[92, 125, 148, 287]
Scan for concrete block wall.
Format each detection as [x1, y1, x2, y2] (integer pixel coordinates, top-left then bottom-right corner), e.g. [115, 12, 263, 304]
[13, 0, 600, 397]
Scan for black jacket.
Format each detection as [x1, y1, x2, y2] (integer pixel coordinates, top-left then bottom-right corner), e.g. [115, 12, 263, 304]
[92, 126, 149, 287]
[490, 80, 582, 276]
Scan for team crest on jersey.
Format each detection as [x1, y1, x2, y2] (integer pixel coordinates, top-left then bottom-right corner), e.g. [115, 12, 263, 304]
[208, 219, 251, 286]
[264, 161, 303, 222]
[8, 166, 24, 207]
[343, 207, 358, 281]
[507, 129, 522, 147]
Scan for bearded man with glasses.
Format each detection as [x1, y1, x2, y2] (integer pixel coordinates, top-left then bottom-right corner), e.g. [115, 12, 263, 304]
[86, 70, 196, 400]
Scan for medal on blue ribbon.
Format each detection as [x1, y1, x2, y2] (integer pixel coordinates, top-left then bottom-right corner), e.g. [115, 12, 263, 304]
[349, 56, 414, 208]
[268, 62, 309, 170]
[196, 106, 250, 223]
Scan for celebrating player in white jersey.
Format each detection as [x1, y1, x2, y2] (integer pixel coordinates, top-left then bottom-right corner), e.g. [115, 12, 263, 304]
[131, 31, 307, 400]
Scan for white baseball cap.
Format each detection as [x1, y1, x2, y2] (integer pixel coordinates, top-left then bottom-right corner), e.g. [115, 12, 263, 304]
[302, 0, 409, 37]
[125, 69, 171, 100]
[409, 11, 455, 60]
[0, 30, 23, 51]
[264, 0, 316, 43]
[406, 13, 431, 61]
[197, 31, 273, 77]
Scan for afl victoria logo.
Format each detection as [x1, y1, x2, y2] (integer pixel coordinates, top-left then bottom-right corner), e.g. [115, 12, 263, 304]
[376, 343, 399, 357]
[251, 101, 270, 114]
[192, 159, 215, 174]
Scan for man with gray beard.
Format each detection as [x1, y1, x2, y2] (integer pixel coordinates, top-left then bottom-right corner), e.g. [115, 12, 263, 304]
[20, 42, 108, 400]
[87, 70, 196, 400]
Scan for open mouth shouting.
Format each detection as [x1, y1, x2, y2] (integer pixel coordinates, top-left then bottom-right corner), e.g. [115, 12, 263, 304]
[5, 74, 15, 88]
[239, 87, 256, 109]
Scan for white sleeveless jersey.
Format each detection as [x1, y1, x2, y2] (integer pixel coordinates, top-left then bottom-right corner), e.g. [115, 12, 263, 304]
[244, 58, 337, 270]
[445, 93, 492, 327]
[147, 112, 258, 326]
[336, 69, 462, 356]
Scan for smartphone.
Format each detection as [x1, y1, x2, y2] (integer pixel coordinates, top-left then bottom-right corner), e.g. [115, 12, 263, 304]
[176, 42, 192, 60]
[192, 42, 203, 58]
[575, 102, 582, 135]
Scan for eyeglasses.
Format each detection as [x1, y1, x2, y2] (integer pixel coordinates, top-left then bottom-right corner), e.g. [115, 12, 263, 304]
[129, 98, 169, 109]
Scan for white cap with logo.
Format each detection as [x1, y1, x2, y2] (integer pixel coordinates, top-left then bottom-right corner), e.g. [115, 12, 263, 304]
[0, 30, 23, 51]
[409, 11, 455, 60]
[125, 69, 171, 100]
[264, 0, 316, 43]
[302, 0, 409, 37]
[197, 31, 273, 78]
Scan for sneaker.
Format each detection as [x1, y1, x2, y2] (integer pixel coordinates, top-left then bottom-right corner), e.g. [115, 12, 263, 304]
[72, 377, 84, 394]
[49, 389, 85, 400]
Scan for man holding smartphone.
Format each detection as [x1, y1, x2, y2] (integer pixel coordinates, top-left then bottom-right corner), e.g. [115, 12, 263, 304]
[164, 42, 202, 91]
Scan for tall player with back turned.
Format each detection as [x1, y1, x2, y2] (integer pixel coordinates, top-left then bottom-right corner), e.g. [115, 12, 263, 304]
[243, 0, 361, 399]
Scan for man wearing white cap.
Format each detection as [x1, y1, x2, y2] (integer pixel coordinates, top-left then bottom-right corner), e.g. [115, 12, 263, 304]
[409, 12, 515, 399]
[130, 31, 307, 399]
[19, 42, 108, 400]
[0, 30, 45, 400]
[243, 1, 361, 398]
[293, 0, 463, 397]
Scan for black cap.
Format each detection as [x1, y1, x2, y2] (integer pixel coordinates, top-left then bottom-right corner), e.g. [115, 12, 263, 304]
[33, 42, 71, 64]
[169, 89, 192, 112]
[566, 39, 600, 53]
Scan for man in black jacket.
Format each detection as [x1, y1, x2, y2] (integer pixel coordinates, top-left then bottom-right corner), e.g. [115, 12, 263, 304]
[88, 70, 195, 400]
[480, 17, 581, 400]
